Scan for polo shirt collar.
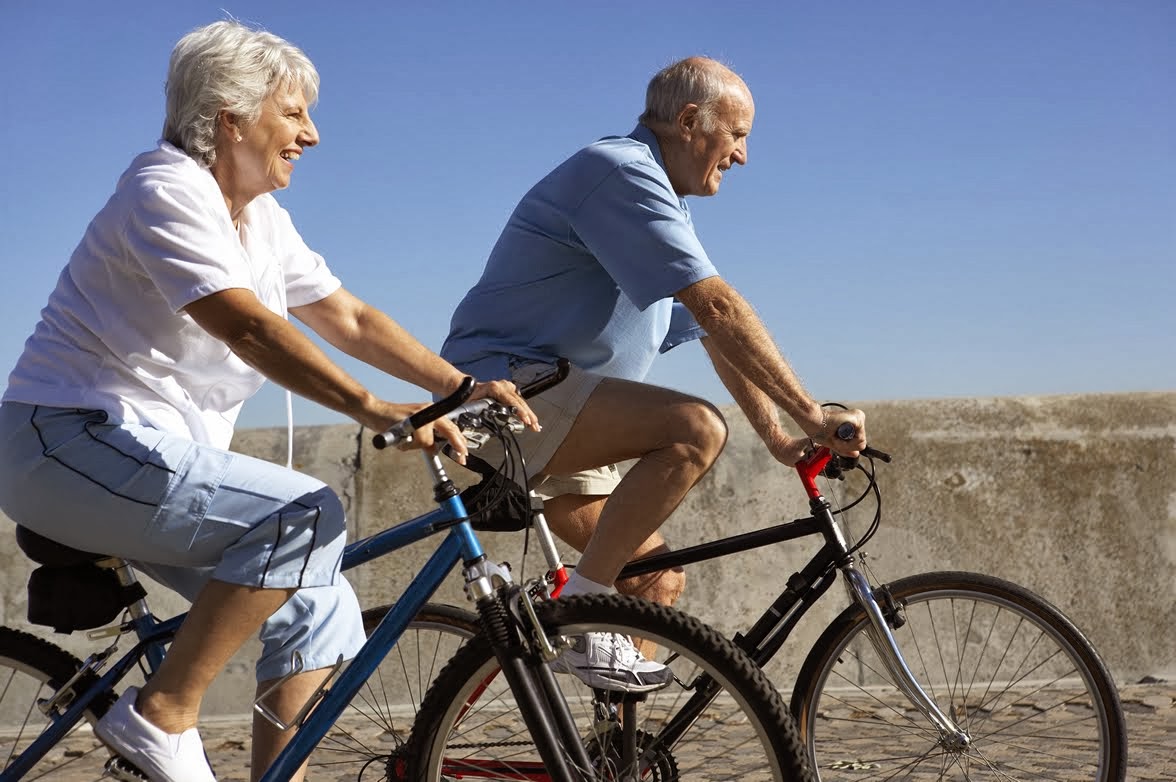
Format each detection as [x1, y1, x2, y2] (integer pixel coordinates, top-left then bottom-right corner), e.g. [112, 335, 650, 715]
[629, 123, 689, 211]
[629, 124, 668, 171]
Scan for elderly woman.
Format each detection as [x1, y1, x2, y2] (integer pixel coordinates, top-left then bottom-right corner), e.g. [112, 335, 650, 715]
[0, 20, 534, 782]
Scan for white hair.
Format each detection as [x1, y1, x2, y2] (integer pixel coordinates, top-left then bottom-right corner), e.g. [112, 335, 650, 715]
[162, 20, 319, 167]
[638, 57, 742, 132]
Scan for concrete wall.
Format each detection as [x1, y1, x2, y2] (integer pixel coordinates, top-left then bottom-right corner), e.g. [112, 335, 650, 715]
[1, 391, 1172, 717]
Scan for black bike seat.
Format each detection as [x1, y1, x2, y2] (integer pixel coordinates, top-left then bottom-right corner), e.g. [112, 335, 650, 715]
[15, 525, 108, 567]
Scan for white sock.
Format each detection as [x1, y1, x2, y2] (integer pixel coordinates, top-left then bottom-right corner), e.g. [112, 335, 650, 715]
[561, 571, 615, 597]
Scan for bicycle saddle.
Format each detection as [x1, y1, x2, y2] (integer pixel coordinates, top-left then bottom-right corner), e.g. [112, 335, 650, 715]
[15, 525, 108, 566]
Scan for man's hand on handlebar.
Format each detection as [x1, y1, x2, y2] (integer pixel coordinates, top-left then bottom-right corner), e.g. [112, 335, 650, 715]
[466, 379, 540, 433]
[814, 407, 867, 458]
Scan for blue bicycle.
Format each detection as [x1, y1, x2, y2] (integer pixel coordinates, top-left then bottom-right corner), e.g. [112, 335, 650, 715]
[0, 378, 811, 782]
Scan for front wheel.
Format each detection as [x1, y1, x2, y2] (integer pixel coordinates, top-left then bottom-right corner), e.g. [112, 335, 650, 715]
[791, 571, 1127, 781]
[409, 593, 812, 782]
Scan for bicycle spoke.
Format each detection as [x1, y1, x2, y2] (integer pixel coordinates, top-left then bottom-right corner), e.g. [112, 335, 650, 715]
[414, 595, 806, 781]
[796, 574, 1123, 780]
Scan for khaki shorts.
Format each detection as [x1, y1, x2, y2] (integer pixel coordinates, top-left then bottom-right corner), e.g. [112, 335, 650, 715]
[470, 361, 622, 501]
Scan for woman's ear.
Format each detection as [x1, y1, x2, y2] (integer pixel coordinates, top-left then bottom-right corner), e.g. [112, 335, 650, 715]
[219, 111, 242, 141]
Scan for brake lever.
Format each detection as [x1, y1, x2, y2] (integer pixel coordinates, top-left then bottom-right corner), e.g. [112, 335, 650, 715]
[822, 454, 858, 480]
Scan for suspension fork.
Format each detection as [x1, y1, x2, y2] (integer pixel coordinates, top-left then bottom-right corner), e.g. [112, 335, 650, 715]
[839, 563, 971, 747]
[466, 562, 594, 780]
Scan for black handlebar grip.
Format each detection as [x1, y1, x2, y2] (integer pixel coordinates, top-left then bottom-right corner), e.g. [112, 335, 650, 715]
[408, 376, 477, 429]
[371, 430, 397, 450]
[372, 377, 478, 449]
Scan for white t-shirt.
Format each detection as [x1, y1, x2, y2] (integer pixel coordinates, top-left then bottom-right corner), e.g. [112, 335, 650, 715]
[3, 142, 341, 448]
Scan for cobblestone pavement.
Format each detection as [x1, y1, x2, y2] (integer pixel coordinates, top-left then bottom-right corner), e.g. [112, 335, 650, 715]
[6, 682, 1173, 780]
[1116, 682, 1176, 782]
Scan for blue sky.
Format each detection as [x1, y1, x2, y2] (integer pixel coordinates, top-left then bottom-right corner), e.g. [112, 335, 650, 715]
[1, 1, 1172, 430]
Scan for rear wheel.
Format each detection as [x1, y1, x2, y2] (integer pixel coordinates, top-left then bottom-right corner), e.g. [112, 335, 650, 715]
[306, 603, 479, 780]
[410, 593, 813, 781]
[791, 571, 1127, 781]
[0, 626, 116, 779]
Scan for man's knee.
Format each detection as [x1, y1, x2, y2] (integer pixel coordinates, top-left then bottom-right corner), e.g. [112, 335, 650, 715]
[673, 400, 728, 465]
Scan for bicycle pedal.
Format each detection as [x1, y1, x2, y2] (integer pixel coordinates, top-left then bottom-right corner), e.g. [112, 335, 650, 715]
[104, 754, 149, 781]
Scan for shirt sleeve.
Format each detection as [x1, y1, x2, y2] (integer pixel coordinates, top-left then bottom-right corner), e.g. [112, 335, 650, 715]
[264, 198, 342, 307]
[123, 182, 252, 314]
[570, 161, 718, 311]
[661, 299, 708, 353]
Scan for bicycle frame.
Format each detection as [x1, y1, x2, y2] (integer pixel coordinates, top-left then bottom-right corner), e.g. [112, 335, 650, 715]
[614, 446, 969, 744]
[1, 450, 589, 782]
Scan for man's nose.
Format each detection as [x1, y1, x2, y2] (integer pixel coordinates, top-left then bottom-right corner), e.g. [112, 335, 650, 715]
[733, 139, 747, 165]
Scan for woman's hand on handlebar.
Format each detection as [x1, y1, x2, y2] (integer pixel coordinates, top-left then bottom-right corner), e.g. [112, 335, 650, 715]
[466, 379, 540, 432]
[366, 378, 539, 463]
[366, 401, 467, 461]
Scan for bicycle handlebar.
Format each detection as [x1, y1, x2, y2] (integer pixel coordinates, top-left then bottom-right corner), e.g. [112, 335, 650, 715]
[372, 376, 478, 449]
[372, 358, 573, 451]
[831, 421, 891, 463]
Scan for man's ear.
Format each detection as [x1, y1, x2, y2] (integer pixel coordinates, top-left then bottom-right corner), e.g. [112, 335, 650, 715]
[676, 103, 700, 139]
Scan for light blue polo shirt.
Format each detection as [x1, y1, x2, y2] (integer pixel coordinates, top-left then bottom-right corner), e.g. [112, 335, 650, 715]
[441, 124, 718, 383]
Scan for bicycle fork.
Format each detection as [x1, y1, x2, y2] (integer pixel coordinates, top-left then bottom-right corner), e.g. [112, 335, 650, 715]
[840, 564, 971, 749]
[465, 560, 596, 781]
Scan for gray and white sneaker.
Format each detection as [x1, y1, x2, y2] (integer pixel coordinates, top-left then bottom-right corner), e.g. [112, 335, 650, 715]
[550, 632, 674, 693]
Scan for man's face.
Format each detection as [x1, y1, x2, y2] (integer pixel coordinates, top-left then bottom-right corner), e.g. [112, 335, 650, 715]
[674, 88, 755, 197]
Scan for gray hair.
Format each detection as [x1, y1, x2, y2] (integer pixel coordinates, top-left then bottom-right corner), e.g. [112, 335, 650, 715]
[638, 57, 741, 132]
[162, 20, 319, 167]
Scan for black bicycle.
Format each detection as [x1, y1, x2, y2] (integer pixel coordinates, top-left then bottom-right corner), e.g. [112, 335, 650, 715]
[357, 366, 1129, 782]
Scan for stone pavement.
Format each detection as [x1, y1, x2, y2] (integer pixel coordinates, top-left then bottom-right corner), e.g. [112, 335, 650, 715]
[1116, 681, 1176, 782]
[8, 681, 1173, 780]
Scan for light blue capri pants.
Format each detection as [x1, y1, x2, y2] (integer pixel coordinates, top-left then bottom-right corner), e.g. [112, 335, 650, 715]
[0, 402, 366, 682]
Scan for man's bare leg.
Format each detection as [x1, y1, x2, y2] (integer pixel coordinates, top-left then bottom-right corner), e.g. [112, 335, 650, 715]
[544, 494, 685, 608]
[541, 378, 726, 588]
[539, 379, 723, 665]
[544, 494, 685, 660]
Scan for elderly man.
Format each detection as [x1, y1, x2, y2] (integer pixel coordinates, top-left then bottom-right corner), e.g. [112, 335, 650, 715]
[441, 57, 867, 690]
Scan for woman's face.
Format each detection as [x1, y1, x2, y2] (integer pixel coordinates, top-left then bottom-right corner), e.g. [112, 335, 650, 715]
[221, 82, 319, 199]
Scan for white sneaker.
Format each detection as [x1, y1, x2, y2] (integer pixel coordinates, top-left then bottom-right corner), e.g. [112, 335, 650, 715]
[550, 632, 674, 693]
[94, 686, 216, 782]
